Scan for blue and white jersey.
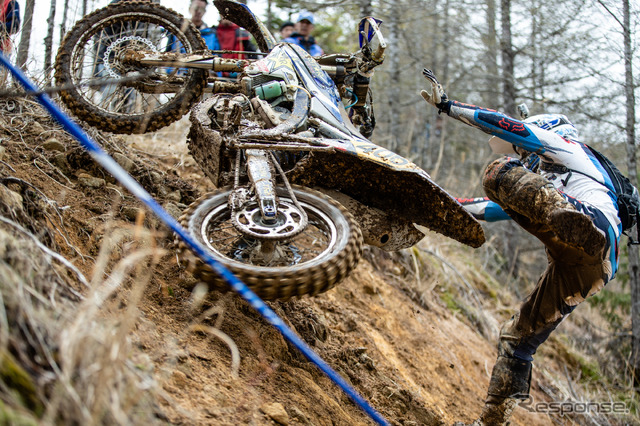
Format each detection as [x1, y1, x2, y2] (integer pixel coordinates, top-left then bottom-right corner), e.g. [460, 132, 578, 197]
[449, 101, 621, 280]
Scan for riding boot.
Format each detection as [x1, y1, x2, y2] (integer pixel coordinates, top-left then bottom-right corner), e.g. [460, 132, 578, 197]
[453, 354, 531, 426]
[482, 157, 605, 256]
[452, 397, 519, 426]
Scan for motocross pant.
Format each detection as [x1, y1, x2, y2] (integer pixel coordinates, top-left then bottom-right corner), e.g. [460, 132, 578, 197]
[481, 157, 608, 400]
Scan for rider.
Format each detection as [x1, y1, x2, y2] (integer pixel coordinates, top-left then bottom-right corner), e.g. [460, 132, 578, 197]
[420, 68, 620, 425]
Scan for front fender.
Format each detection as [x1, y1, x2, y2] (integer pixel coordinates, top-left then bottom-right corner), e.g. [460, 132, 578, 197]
[288, 147, 485, 248]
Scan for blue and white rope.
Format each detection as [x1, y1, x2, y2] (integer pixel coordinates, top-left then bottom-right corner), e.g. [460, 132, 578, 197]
[0, 54, 389, 426]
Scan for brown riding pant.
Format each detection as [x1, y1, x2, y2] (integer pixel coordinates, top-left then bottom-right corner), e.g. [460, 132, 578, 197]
[482, 157, 607, 396]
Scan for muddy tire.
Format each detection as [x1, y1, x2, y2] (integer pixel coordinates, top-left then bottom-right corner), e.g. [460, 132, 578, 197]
[178, 186, 363, 300]
[54, 1, 207, 134]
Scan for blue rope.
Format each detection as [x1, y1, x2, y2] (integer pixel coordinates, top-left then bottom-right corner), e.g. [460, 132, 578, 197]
[0, 54, 389, 426]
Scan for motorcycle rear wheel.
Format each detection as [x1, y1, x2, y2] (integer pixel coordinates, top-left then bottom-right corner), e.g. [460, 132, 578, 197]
[54, 1, 207, 134]
[178, 186, 363, 300]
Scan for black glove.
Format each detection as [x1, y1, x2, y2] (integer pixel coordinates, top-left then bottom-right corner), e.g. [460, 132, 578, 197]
[421, 68, 450, 113]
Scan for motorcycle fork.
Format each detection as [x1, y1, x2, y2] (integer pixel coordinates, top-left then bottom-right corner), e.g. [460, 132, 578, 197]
[245, 149, 277, 221]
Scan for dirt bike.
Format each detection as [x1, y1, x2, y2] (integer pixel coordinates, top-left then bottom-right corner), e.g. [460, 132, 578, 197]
[54, 0, 485, 300]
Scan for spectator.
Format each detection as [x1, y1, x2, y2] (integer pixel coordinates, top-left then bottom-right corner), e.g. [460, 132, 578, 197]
[188, 0, 219, 51]
[0, 0, 20, 55]
[283, 11, 323, 57]
[216, 18, 257, 60]
[279, 21, 294, 40]
[167, 0, 219, 52]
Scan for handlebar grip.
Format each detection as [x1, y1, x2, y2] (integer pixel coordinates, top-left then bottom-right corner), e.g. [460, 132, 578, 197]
[212, 57, 250, 72]
[320, 65, 346, 81]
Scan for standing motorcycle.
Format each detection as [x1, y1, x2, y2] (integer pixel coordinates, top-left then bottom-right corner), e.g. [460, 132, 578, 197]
[54, 0, 485, 300]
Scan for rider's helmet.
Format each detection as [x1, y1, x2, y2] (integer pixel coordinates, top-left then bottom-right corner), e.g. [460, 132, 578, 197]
[524, 113, 580, 142]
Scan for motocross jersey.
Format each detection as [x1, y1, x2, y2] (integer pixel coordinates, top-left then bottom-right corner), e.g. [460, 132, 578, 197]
[447, 101, 621, 279]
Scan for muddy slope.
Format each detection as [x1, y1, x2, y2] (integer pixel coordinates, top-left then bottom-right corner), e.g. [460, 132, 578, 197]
[0, 103, 633, 425]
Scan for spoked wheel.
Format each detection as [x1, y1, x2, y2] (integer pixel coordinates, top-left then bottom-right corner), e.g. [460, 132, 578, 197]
[178, 186, 363, 300]
[54, 1, 207, 134]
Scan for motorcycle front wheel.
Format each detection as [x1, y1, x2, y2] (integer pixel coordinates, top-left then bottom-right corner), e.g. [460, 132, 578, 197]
[178, 186, 363, 300]
[54, 1, 207, 134]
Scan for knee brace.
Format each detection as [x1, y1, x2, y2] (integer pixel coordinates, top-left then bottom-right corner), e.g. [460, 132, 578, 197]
[482, 157, 524, 202]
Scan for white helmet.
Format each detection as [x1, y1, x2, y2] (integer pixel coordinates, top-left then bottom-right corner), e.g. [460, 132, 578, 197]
[524, 113, 580, 141]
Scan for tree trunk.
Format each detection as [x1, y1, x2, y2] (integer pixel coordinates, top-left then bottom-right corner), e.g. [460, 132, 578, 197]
[359, 0, 373, 16]
[44, 0, 57, 84]
[266, 0, 273, 32]
[60, 0, 71, 50]
[16, 0, 36, 70]
[500, 0, 516, 116]
[431, 0, 451, 179]
[386, 2, 401, 153]
[622, 0, 640, 386]
[483, 0, 500, 110]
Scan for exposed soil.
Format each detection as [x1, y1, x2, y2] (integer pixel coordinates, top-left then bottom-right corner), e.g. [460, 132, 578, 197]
[0, 101, 634, 425]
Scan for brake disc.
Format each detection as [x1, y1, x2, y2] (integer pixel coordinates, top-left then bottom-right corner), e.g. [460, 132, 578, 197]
[231, 200, 307, 240]
[103, 35, 157, 78]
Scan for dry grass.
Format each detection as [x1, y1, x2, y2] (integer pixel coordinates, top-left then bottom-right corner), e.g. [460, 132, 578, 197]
[0, 213, 167, 424]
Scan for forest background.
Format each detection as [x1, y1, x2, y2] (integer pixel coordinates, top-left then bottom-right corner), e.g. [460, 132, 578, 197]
[6, 0, 640, 414]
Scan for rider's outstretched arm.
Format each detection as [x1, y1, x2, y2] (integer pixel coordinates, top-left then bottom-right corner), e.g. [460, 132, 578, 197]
[420, 69, 567, 157]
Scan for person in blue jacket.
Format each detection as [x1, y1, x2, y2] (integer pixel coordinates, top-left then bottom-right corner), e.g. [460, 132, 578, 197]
[167, 0, 220, 53]
[283, 11, 323, 57]
[420, 69, 620, 426]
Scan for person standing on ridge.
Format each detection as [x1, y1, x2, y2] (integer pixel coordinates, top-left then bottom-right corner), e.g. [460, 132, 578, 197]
[279, 21, 294, 41]
[0, 0, 20, 55]
[283, 11, 323, 57]
[188, 0, 220, 51]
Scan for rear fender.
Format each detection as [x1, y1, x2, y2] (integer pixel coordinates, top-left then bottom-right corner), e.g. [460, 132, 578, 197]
[214, 0, 276, 53]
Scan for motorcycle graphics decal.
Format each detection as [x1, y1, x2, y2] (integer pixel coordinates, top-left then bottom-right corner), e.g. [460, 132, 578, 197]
[270, 49, 295, 73]
[285, 45, 344, 123]
[252, 58, 271, 73]
[351, 140, 415, 169]
[479, 112, 529, 138]
[250, 45, 295, 74]
[476, 110, 571, 156]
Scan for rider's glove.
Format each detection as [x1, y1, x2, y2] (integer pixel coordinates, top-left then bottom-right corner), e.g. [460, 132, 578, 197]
[421, 68, 450, 114]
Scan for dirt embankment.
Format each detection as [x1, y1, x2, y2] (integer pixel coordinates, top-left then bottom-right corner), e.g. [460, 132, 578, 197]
[0, 102, 634, 425]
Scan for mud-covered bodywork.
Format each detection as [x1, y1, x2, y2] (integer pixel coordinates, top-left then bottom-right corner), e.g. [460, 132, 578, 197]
[188, 97, 485, 249]
[287, 145, 485, 248]
[186, 2, 484, 254]
[187, 30, 485, 250]
[214, 0, 276, 53]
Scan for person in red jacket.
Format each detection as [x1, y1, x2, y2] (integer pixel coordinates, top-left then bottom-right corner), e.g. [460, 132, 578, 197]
[0, 0, 20, 55]
[216, 18, 257, 60]
[215, 17, 257, 78]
